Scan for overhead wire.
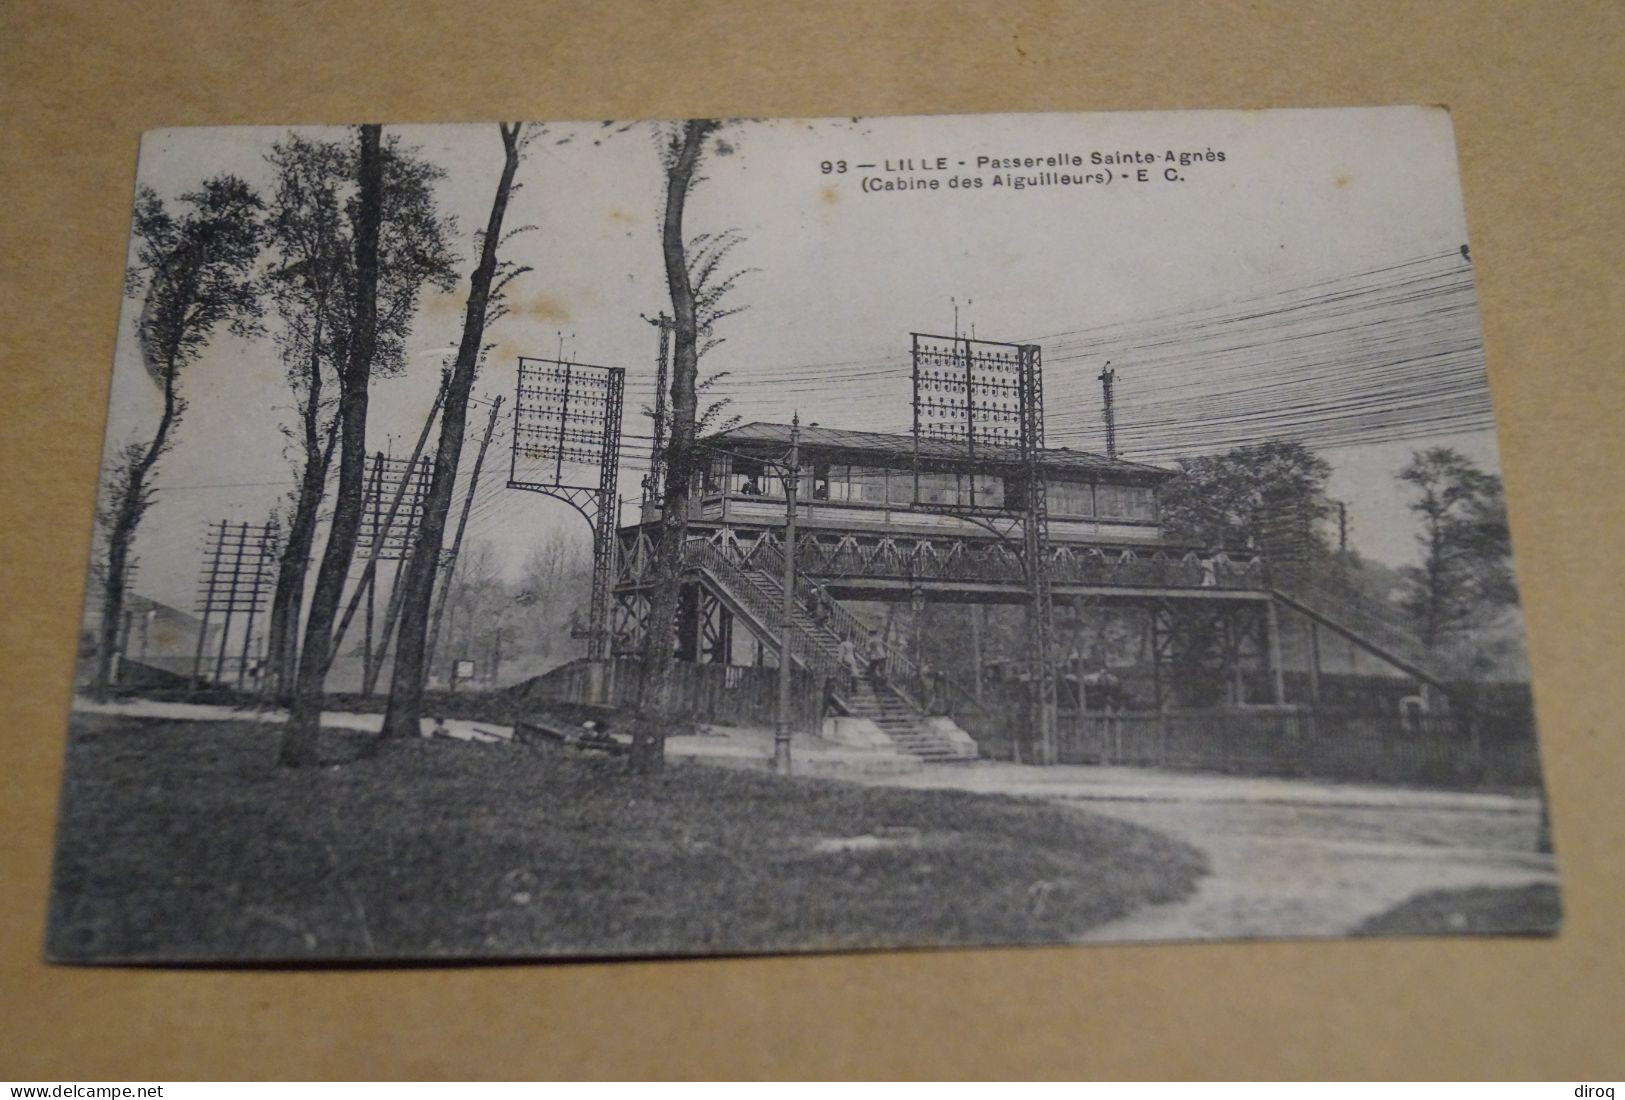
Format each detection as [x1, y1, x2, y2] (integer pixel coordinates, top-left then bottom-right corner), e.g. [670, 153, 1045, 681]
[136, 248, 1494, 603]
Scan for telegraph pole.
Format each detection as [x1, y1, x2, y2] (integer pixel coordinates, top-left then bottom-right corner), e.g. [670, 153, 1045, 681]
[191, 523, 222, 692]
[642, 312, 672, 502]
[363, 454, 433, 696]
[189, 519, 277, 692]
[237, 520, 276, 689]
[1098, 362, 1117, 460]
[775, 414, 801, 775]
[1022, 345, 1058, 764]
[365, 461, 423, 695]
[361, 454, 383, 685]
[215, 521, 250, 684]
[330, 378, 446, 670]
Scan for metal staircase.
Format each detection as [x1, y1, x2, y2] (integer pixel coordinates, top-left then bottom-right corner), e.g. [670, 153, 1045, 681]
[686, 540, 845, 675]
[845, 673, 977, 761]
[685, 539, 972, 760]
[1267, 565, 1454, 691]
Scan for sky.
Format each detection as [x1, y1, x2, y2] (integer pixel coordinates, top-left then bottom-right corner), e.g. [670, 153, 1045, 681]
[91, 106, 1507, 616]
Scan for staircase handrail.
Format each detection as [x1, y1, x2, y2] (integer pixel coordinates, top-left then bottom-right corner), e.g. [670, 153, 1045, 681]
[746, 538, 924, 689]
[685, 539, 842, 677]
[1269, 563, 1445, 681]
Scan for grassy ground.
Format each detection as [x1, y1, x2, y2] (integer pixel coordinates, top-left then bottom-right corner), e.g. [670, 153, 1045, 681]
[48, 714, 1207, 962]
[107, 682, 533, 726]
[1354, 883, 1562, 936]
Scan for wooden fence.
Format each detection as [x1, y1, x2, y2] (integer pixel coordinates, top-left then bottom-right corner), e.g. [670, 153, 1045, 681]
[524, 658, 826, 733]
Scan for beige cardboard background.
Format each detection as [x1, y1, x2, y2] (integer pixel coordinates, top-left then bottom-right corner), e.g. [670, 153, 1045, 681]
[2, 0, 1621, 1080]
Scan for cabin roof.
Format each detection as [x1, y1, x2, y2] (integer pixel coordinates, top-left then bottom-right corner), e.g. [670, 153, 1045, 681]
[704, 422, 1173, 482]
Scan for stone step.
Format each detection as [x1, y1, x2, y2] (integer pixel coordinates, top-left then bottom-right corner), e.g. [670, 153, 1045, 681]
[895, 746, 969, 760]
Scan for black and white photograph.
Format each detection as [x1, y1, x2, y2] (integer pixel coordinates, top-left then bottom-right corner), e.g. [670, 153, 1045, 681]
[48, 106, 1559, 963]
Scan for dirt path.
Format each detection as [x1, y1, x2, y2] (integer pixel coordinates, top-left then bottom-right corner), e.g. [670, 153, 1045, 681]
[859, 762, 1557, 942]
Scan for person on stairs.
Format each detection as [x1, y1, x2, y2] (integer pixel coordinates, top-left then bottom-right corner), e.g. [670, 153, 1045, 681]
[807, 583, 830, 627]
[863, 631, 889, 686]
[837, 634, 860, 695]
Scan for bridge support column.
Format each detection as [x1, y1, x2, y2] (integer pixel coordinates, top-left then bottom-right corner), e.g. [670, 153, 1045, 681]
[1266, 599, 1286, 705]
[699, 589, 733, 664]
[1307, 619, 1322, 705]
[1148, 603, 1171, 710]
[612, 590, 649, 657]
[675, 583, 701, 663]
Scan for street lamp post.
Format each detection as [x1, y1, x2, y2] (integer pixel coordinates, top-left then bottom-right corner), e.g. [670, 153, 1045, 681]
[774, 415, 801, 775]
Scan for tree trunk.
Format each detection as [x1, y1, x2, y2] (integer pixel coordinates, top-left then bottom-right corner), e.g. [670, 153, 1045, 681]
[281, 124, 384, 767]
[1422, 517, 1445, 647]
[92, 362, 179, 699]
[266, 328, 337, 702]
[93, 487, 139, 698]
[629, 120, 715, 774]
[381, 122, 523, 740]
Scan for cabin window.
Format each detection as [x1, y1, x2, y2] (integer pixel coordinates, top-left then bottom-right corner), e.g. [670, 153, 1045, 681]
[1137, 486, 1158, 521]
[1095, 483, 1158, 522]
[760, 468, 811, 500]
[916, 471, 967, 507]
[820, 465, 850, 502]
[727, 460, 1056, 512]
[700, 455, 730, 495]
[1048, 482, 1095, 518]
[886, 468, 914, 505]
[730, 459, 766, 496]
[848, 467, 888, 504]
[974, 475, 1004, 509]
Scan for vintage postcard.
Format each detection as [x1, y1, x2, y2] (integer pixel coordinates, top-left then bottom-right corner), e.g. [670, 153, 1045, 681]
[49, 106, 1558, 963]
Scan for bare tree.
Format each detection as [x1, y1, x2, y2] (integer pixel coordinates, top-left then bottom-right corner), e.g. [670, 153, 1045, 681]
[261, 133, 459, 702]
[382, 122, 531, 740]
[441, 539, 506, 676]
[93, 177, 264, 698]
[629, 118, 742, 772]
[644, 368, 742, 439]
[260, 136, 347, 700]
[281, 125, 387, 766]
[515, 529, 593, 662]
